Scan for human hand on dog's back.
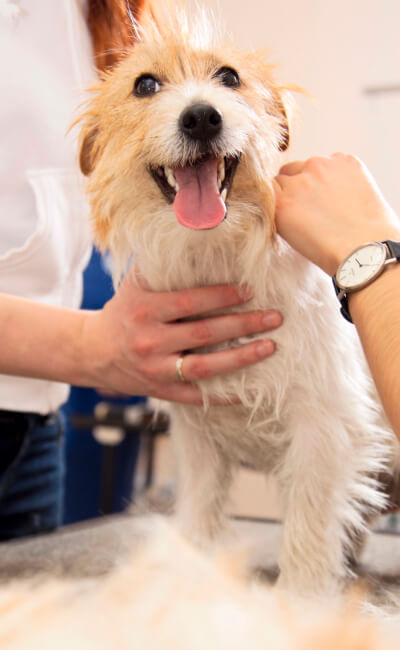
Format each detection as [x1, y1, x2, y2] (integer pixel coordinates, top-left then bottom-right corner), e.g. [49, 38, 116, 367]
[79, 275, 282, 405]
[274, 152, 400, 438]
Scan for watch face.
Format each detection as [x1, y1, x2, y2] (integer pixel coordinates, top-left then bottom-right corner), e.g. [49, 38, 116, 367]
[336, 242, 387, 290]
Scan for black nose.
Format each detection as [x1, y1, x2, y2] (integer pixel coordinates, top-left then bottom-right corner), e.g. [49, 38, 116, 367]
[179, 103, 223, 142]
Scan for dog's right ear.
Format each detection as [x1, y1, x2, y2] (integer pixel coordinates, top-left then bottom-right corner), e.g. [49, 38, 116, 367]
[272, 92, 290, 152]
[79, 125, 101, 176]
[271, 83, 307, 152]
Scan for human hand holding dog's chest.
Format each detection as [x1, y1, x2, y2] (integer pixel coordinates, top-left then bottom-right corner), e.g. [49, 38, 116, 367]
[80, 274, 281, 405]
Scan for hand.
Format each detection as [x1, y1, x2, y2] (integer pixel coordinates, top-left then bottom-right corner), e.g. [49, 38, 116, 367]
[274, 153, 400, 276]
[81, 274, 282, 405]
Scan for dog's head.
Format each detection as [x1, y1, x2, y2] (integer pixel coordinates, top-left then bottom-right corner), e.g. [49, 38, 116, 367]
[78, 2, 294, 269]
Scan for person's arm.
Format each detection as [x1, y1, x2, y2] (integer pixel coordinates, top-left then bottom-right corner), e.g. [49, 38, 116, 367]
[274, 152, 400, 437]
[0, 276, 281, 406]
[348, 265, 400, 434]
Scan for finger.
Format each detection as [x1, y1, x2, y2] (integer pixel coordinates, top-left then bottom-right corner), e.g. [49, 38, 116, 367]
[274, 173, 296, 192]
[155, 284, 253, 323]
[131, 263, 151, 291]
[119, 269, 254, 324]
[153, 339, 276, 385]
[184, 339, 276, 380]
[278, 160, 306, 176]
[161, 310, 282, 354]
[272, 177, 283, 194]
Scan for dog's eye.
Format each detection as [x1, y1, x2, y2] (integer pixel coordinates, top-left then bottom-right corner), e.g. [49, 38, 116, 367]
[214, 67, 241, 88]
[134, 74, 161, 97]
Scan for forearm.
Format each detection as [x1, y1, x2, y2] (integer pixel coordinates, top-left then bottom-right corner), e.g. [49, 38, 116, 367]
[0, 294, 93, 386]
[348, 266, 400, 438]
[0, 281, 282, 405]
[275, 153, 400, 437]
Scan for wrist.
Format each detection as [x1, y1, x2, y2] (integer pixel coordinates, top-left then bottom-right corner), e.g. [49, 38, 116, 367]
[333, 237, 400, 323]
[331, 226, 400, 276]
[347, 260, 400, 318]
[78, 310, 114, 390]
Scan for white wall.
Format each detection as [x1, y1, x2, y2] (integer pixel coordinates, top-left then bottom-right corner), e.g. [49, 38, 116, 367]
[188, 0, 400, 212]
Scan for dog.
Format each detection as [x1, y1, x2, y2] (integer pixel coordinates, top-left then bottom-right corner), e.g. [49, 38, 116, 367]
[77, 0, 397, 595]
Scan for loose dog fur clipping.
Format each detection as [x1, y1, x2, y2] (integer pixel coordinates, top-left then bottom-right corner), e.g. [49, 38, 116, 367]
[78, 0, 399, 596]
[0, 519, 397, 650]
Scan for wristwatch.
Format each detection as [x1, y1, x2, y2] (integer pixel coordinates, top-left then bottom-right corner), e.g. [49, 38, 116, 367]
[332, 240, 400, 323]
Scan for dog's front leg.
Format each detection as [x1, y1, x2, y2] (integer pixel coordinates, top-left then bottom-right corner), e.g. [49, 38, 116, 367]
[171, 407, 233, 548]
[275, 414, 355, 596]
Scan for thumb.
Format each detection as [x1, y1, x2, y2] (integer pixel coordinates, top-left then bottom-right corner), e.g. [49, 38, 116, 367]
[131, 262, 152, 291]
[272, 177, 283, 197]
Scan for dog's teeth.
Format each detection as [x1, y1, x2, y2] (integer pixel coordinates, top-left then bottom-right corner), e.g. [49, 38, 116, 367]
[165, 167, 178, 191]
[217, 159, 225, 189]
[221, 188, 228, 202]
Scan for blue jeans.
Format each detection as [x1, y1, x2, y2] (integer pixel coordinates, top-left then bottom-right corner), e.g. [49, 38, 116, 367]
[0, 410, 64, 541]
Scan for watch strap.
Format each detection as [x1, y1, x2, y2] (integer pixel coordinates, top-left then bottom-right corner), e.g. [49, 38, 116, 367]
[332, 276, 353, 323]
[383, 240, 400, 261]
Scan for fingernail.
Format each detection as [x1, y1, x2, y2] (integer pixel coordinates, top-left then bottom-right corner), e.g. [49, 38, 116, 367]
[238, 285, 253, 301]
[256, 340, 275, 357]
[263, 311, 282, 328]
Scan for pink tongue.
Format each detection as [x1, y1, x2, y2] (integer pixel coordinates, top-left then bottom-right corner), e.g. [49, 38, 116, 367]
[173, 157, 226, 230]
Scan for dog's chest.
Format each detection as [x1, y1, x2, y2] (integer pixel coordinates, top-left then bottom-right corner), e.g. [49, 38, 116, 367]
[204, 404, 290, 471]
[139, 237, 343, 410]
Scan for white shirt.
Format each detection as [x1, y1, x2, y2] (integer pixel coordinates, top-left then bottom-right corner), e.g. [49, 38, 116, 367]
[0, 0, 94, 414]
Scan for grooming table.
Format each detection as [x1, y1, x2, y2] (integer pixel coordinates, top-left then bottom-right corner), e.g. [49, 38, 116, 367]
[1, 515, 400, 608]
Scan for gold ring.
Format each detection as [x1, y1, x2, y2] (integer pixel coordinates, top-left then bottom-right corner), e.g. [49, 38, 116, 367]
[176, 353, 187, 383]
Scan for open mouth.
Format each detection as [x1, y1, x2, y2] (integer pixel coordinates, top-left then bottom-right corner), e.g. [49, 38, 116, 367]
[150, 154, 240, 230]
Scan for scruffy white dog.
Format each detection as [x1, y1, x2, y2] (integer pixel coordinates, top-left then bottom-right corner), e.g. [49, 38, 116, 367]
[78, 1, 396, 595]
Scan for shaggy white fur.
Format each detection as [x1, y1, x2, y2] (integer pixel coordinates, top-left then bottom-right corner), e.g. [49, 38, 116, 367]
[0, 519, 397, 650]
[78, 1, 398, 596]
